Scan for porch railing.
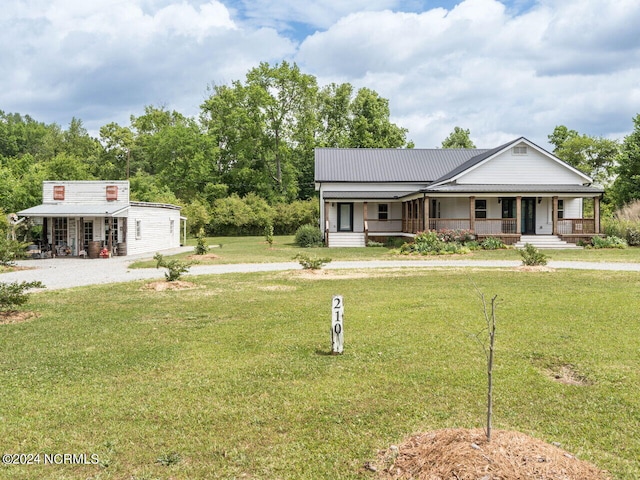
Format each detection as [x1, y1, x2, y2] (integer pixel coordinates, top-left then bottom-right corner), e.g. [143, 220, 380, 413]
[557, 218, 596, 235]
[428, 219, 471, 231]
[367, 218, 403, 232]
[426, 218, 517, 234]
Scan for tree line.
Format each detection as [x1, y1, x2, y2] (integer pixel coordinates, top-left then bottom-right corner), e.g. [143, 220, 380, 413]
[1, 60, 639, 236]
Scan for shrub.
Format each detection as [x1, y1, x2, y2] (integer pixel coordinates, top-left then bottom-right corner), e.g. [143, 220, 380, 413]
[400, 230, 469, 255]
[0, 238, 28, 266]
[481, 237, 506, 250]
[0, 280, 45, 312]
[264, 224, 274, 246]
[272, 200, 319, 235]
[294, 253, 331, 270]
[295, 224, 323, 247]
[591, 235, 627, 249]
[367, 240, 385, 247]
[437, 229, 475, 243]
[154, 253, 194, 282]
[193, 229, 209, 255]
[519, 243, 548, 266]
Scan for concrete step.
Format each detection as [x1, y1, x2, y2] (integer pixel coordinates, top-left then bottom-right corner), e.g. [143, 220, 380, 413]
[327, 233, 366, 248]
[515, 235, 582, 250]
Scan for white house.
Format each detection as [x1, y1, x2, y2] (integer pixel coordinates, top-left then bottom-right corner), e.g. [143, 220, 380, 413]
[18, 181, 185, 257]
[315, 137, 604, 247]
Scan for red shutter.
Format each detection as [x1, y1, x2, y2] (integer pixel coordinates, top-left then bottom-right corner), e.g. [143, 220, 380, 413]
[53, 185, 65, 200]
[106, 185, 118, 201]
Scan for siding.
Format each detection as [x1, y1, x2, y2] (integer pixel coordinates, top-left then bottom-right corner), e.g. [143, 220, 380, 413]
[43, 181, 130, 204]
[457, 147, 587, 185]
[127, 206, 181, 255]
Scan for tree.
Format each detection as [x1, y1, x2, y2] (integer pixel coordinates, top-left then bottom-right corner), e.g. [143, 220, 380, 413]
[611, 114, 640, 207]
[348, 88, 410, 148]
[441, 127, 475, 148]
[548, 125, 619, 186]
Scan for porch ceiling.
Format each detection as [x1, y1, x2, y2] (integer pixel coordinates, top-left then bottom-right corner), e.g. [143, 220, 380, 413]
[17, 203, 130, 218]
[423, 184, 604, 195]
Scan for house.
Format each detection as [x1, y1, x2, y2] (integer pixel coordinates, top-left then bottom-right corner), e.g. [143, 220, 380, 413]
[315, 137, 603, 247]
[17, 181, 185, 257]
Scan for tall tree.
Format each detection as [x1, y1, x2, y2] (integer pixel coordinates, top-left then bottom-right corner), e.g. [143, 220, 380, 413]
[348, 88, 410, 148]
[611, 114, 640, 207]
[441, 127, 475, 148]
[548, 125, 619, 186]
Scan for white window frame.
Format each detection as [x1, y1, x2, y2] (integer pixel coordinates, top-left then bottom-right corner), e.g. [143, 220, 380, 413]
[135, 220, 142, 240]
[513, 146, 528, 155]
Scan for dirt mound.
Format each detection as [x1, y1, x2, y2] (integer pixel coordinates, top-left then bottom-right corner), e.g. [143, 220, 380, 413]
[0, 311, 39, 325]
[141, 280, 199, 291]
[375, 428, 610, 480]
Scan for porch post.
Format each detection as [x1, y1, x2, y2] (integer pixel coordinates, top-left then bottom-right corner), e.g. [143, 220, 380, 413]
[79, 217, 84, 253]
[363, 202, 369, 245]
[516, 196, 522, 234]
[552, 196, 558, 235]
[403, 201, 407, 233]
[469, 196, 475, 233]
[414, 199, 419, 233]
[594, 196, 600, 234]
[423, 195, 429, 231]
[324, 201, 330, 246]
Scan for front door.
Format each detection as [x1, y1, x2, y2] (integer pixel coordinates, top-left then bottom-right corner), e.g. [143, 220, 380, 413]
[522, 198, 536, 234]
[337, 203, 353, 232]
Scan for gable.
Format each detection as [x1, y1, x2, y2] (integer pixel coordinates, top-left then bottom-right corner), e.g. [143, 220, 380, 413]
[454, 141, 591, 185]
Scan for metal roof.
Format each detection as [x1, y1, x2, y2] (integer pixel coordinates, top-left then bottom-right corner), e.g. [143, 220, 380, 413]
[424, 184, 604, 194]
[322, 191, 415, 200]
[314, 148, 490, 182]
[17, 203, 131, 218]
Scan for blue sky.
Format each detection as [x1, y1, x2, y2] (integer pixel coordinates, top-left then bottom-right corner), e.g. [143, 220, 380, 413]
[1, 0, 639, 149]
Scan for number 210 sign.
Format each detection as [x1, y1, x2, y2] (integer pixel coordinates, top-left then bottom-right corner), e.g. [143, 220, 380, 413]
[331, 295, 344, 354]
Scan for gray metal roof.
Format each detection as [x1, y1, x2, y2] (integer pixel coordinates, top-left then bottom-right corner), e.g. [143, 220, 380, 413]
[314, 148, 490, 182]
[322, 191, 415, 200]
[18, 203, 130, 218]
[424, 184, 604, 194]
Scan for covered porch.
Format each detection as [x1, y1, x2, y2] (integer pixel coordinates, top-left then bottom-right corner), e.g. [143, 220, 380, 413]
[322, 191, 602, 247]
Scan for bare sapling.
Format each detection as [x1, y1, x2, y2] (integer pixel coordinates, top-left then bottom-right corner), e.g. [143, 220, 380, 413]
[473, 288, 498, 443]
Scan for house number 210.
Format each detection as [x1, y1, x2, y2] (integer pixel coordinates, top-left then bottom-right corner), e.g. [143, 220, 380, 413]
[331, 295, 344, 354]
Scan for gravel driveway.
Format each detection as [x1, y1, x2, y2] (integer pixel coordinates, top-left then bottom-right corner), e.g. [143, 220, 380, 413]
[2, 248, 640, 291]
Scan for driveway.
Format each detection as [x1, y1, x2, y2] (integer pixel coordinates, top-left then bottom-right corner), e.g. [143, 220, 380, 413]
[3, 248, 640, 290]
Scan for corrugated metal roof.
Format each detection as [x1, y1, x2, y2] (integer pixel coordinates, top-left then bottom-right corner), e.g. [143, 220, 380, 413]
[322, 191, 415, 200]
[17, 203, 130, 217]
[425, 184, 604, 194]
[314, 148, 490, 182]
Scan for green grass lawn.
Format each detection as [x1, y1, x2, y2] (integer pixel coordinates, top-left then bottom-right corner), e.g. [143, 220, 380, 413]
[129, 235, 640, 268]
[1, 267, 639, 479]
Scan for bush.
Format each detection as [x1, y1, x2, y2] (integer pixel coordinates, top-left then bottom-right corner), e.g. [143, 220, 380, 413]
[400, 230, 469, 255]
[294, 253, 331, 270]
[480, 237, 506, 250]
[264, 224, 274, 246]
[519, 243, 548, 266]
[0, 238, 28, 266]
[591, 235, 627, 249]
[272, 200, 319, 235]
[209, 193, 275, 236]
[295, 224, 323, 247]
[436, 229, 475, 243]
[154, 253, 194, 282]
[193, 229, 209, 255]
[367, 240, 385, 247]
[0, 280, 45, 312]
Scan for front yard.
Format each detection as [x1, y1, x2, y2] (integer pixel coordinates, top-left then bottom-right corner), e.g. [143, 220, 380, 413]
[1, 267, 639, 479]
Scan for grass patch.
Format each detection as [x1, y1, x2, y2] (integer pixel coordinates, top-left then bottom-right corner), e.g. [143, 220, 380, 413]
[1, 268, 639, 478]
[130, 235, 640, 268]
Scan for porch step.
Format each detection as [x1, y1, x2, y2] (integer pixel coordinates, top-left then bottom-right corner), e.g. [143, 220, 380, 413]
[327, 232, 366, 248]
[515, 235, 582, 250]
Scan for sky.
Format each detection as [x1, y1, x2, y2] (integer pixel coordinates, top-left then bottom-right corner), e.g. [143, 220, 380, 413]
[1, 0, 639, 149]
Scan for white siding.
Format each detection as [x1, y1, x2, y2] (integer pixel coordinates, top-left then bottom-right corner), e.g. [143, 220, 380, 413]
[457, 146, 587, 185]
[126, 205, 181, 255]
[43, 181, 130, 204]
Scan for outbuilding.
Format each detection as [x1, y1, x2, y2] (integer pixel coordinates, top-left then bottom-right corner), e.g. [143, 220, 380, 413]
[18, 181, 186, 257]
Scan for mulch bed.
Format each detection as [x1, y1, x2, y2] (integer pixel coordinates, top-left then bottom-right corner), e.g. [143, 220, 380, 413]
[375, 428, 610, 480]
[0, 311, 40, 325]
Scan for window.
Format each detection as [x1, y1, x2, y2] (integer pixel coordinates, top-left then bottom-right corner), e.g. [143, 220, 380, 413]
[53, 185, 65, 200]
[513, 145, 528, 155]
[105, 217, 118, 245]
[83, 221, 93, 250]
[135, 220, 142, 240]
[106, 185, 118, 201]
[557, 199, 564, 219]
[475, 199, 487, 219]
[501, 198, 516, 218]
[170, 219, 175, 235]
[378, 204, 388, 221]
[53, 217, 67, 245]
